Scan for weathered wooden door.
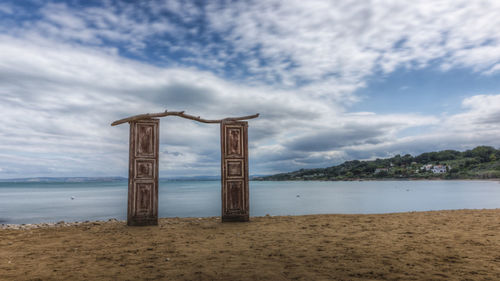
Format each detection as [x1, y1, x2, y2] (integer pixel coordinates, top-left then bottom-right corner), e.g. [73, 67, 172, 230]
[128, 119, 159, 226]
[221, 121, 249, 222]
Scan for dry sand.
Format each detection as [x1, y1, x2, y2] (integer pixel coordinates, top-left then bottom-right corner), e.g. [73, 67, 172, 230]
[1, 209, 499, 281]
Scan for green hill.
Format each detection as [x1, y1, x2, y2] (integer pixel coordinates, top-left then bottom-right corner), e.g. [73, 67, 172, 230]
[256, 146, 500, 181]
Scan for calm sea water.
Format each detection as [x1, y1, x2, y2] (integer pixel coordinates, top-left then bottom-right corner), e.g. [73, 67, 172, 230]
[0, 180, 499, 224]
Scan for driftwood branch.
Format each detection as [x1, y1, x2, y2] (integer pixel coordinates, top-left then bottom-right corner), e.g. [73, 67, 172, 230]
[111, 110, 259, 126]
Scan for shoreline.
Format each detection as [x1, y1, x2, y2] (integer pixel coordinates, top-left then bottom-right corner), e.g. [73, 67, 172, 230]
[1, 178, 499, 183]
[1, 209, 499, 280]
[3, 206, 500, 227]
[255, 178, 500, 182]
[0, 218, 122, 230]
[2, 207, 499, 228]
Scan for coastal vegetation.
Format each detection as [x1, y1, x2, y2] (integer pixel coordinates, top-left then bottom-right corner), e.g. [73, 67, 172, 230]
[257, 146, 500, 181]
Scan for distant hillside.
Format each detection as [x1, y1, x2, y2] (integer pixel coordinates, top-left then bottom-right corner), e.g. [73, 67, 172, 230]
[0, 176, 217, 182]
[0, 177, 127, 183]
[256, 146, 500, 181]
[161, 175, 220, 181]
[162, 175, 267, 181]
[0, 175, 266, 183]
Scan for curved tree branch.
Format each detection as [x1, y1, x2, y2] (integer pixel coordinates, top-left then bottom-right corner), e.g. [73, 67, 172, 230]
[111, 110, 259, 126]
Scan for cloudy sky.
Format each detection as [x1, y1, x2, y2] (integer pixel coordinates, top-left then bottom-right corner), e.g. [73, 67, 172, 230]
[1, 0, 500, 179]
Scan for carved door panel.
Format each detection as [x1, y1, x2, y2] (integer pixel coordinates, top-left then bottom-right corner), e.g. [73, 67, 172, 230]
[221, 121, 249, 222]
[128, 119, 159, 226]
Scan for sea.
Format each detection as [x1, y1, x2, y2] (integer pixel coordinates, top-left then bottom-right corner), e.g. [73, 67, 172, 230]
[1, 180, 499, 224]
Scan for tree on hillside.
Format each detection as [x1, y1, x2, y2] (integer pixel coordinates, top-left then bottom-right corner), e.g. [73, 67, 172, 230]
[466, 146, 497, 163]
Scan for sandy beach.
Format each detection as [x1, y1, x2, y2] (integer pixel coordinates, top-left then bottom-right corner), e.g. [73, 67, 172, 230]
[1, 209, 499, 280]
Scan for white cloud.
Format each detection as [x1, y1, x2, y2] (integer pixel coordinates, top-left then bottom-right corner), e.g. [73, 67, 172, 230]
[0, 3, 13, 15]
[0, 31, 451, 177]
[4, 1, 500, 96]
[446, 94, 500, 129]
[1, 2, 178, 53]
[203, 0, 500, 93]
[0, 34, 339, 177]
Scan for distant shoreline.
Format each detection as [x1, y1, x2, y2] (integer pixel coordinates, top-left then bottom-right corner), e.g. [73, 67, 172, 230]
[1, 177, 499, 184]
[253, 177, 500, 182]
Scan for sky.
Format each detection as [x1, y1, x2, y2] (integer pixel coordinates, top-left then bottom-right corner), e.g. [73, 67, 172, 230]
[1, 0, 500, 179]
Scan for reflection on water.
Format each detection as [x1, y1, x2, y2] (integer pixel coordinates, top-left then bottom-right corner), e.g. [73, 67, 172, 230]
[0, 180, 499, 224]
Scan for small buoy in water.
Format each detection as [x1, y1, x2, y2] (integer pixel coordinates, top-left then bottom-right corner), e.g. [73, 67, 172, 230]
[296, 194, 300, 198]
[70, 196, 75, 200]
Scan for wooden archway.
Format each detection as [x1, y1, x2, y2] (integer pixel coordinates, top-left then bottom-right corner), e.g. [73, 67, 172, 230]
[112, 110, 259, 226]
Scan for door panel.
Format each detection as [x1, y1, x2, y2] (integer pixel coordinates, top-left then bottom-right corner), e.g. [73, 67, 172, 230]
[225, 159, 244, 178]
[134, 181, 155, 216]
[221, 121, 249, 222]
[225, 180, 244, 214]
[226, 126, 243, 156]
[128, 119, 159, 226]
[135, 123, 156, 157]
[135, 159, 155, 179]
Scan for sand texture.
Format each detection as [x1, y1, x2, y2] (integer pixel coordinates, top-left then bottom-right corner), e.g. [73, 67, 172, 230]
[1, 209, 499, 280]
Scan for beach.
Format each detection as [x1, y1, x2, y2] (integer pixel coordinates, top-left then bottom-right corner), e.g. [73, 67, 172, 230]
[1, 209, 499, 280]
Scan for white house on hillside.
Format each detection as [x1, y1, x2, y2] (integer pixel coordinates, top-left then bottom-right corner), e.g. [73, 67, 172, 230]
[374, 168, 389, 174]
[420, 164, 450, 173]
[431, 165, 448, 174]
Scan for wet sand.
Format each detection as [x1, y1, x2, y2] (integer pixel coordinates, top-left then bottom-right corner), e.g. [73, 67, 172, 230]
[1, 209, 499, 280]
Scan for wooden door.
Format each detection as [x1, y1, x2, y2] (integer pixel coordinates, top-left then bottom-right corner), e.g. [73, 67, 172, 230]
[128, 119, 159, 226]
[221, 121, 249, 222]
